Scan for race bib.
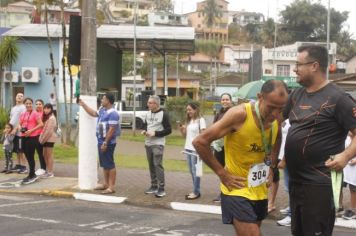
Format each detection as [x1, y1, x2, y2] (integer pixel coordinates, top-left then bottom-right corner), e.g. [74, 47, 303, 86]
[248, 163, 270, 187]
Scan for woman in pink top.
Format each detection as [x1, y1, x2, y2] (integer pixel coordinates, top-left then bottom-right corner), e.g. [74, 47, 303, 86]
[39, 103, 57, 178]
[19, 98, 43, 184]
[35, 99, 46, 175]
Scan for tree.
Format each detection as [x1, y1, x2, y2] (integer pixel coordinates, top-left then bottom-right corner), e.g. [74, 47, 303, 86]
[153, 0, 173, 12]
[0, 36, 19, 107]
[280, 0, 348, 42]
[203, 0, 222, 30]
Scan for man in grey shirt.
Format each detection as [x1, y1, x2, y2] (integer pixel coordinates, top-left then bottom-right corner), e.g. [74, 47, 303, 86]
[9, 93, 27, 173]
[142, 95, 172, 198]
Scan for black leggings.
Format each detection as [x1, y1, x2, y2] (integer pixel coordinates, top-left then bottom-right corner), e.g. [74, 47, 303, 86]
[36, 142, 45, 170]
[23, 136, 40, 177]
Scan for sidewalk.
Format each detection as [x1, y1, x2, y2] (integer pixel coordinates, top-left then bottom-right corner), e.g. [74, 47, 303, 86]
[0, 140, 355, 229]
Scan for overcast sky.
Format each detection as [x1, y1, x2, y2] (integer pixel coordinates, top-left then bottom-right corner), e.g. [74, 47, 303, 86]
[174, 0, 356, 39]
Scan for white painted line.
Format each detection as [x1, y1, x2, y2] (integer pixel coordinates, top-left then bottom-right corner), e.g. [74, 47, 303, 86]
[335, 217, 356, 229]
[73, 193, 127, 204]
[0, 199, 58, 208]
[170, 202, 222, 215]
[0, 214, 61, 224]
[78, 220, 106, 227]
[0, 194, 30, 201]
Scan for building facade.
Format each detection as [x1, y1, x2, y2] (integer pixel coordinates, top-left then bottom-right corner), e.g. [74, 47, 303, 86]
[219, 44, 254, 73]
[148, 11, 188, 27]
[185, 0, 229, 42]
[0, 1, 33, 28]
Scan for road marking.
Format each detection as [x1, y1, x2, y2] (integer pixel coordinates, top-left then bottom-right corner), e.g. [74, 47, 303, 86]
[78, 220, 106, 227]
[0, 194, 30, 201]
[170, 202, 222, 215]
[0, 199, 58, 208]
[335, 217, 356, 229]
[0, 214, 61, 223]
[73, 193, 126, 203]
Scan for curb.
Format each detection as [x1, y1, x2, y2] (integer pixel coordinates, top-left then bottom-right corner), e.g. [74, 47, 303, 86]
[0, 189, 74, 198]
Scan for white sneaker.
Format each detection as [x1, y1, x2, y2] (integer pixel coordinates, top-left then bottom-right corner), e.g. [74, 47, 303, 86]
[277, 216, 291, 226]
[35, 168, 46, 176]
[279, 206, 290, 215]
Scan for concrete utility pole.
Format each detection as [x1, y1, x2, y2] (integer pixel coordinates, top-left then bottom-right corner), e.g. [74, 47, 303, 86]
[78, 0, 98, 190]
[326, 0, 331, 81]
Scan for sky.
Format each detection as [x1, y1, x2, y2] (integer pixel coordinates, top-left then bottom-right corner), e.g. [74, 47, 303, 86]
[174, 0, 356, 39]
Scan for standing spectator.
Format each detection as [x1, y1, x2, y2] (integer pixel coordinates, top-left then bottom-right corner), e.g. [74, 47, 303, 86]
[211, 93, 233, 202]
[342, 133, 356, 220]
[9, 92, 27, 174]
[34, 99, 46, 176]
[179, 102, 206, 200]
[1, 123, 15, 173]
[49, 93, 57, 117]
[276, 119, 292, 226]
[142, 95, 172, 198]
[193, 80, 287, 235]
[283, 45, 356, 235]
[19, 98, 44, 184]
[39, 103, 57, 178]
[79, 93, 120, 194]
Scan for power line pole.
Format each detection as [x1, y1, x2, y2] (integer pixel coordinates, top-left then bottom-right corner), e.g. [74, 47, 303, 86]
[78, 0, 98, 190]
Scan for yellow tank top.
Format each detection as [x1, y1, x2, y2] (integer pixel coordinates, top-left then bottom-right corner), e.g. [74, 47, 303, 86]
[221, 103, 278, 200]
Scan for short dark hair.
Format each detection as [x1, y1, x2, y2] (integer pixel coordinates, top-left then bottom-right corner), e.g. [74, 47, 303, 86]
[23, 97, 33, 104]
[297, 45, 328, 73]
[42, 103, 53, 122]
[104, 93, 115, 104]
[260, 80, 288, 95]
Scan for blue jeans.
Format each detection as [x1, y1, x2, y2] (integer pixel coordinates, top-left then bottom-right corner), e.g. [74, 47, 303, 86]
[185, 149, 200, 195]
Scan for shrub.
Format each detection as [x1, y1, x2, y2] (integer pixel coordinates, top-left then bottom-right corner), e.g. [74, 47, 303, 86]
[0, 107, 9, 131]
[165, 96, 191, 126]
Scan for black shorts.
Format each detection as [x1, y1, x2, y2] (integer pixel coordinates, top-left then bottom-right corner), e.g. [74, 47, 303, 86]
[13, 136, 24, 153]
[221, 194, 268, 224]
[43, 142, 55, 147]
[272, 166, 280, 182]
[289, 183, 335, 236]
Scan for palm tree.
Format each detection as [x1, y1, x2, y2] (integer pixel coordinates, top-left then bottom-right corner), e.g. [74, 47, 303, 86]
[0, 36, 19, 107]
[203, 0, 222, 40]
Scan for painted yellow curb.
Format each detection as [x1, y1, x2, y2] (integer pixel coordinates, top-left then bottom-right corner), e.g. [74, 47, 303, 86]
[0, 189, 74, 198]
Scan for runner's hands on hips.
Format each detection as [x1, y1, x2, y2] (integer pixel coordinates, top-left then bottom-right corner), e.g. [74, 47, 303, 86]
[220, 171, 246, 191]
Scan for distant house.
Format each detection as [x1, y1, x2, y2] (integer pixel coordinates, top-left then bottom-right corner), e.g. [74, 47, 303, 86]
[219, 44, 254, 73]
[214, 72, 248, 99]
[0, 1, 33, 28]
[108, 0, 153, 23]
[330, 73, 356, 92]
[232, 10, 265, 26]
[148, 11, 188, 27]
[32, 5, 81, 24]
[180, 53, 229, 74]
[185, 0, 229, 42]
[345, 54, 356, 74]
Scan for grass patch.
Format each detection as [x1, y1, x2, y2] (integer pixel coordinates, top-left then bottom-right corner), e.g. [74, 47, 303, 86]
[120, 131, 185, 146]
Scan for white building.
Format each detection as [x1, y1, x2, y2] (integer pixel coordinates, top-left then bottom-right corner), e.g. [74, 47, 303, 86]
[262, 42, 337, 85]
[219, 44, 256, 73]
[148, 11, 188, 27]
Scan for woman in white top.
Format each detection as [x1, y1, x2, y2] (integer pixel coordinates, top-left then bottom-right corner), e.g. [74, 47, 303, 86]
[179, 102, 206, 200]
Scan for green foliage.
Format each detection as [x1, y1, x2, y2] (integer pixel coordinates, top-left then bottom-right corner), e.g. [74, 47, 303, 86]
[203, 0, 222, 28]
[118, 10, 131, 18]
[195, 39, 222, 57]
[165, 96, 192, 125]
[0, 36, 19, 68]
[0, 107, 9, 131]
[153, 0, 173, 12]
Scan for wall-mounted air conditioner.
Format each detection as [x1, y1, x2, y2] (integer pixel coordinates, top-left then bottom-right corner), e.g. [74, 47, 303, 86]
[22, 67, 40, 83]
[3, 71, 19, 83]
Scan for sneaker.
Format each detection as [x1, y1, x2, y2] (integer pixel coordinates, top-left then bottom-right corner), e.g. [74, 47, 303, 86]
[18, 167, 28, 174]
[35, 168, 46, 176]
[11, 164, 21, 172]
[342, 209, 356, 220]
[277, 216, 291, 226]
[213, 195, 221, 203]
[5, 169, 13, 174]
[336, 207, 345, 217]
[1, 169, 7, 173]
[280, 206, 290, 215]
[155, 187, 166, 198]
[41, 172, 54, 178]
[22, 175, 39, 185]
[144, 186, 158, 194]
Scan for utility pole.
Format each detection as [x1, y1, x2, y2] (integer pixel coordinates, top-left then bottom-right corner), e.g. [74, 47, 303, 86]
[326, 0, 330, 81]
[78, 0, 98, 190]
[176, 53, 180, 96]
[132, 0, 138, 135]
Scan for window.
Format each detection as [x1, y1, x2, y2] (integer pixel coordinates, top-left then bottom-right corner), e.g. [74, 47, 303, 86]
[277, 65, 290, 76]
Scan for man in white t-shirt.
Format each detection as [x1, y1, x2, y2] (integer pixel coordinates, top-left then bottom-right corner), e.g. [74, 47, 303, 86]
[9, 93, 27, 173]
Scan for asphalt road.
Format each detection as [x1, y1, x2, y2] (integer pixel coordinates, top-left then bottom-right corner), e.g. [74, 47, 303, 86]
[0, 193, 354, 236]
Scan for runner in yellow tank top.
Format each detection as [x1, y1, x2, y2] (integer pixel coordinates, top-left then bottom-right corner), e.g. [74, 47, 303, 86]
[222, 102, 278, 200]
[193, 80, 288, 236]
